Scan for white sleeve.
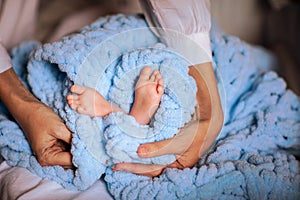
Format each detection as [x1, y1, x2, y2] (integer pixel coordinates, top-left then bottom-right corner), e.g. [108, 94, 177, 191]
[140, 0, 212, 64]
[0, 42, 12, 73]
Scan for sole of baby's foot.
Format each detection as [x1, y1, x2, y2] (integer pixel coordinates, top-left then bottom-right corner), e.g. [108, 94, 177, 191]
[67, 84, 119, 117]
[129, 66, 164, 125]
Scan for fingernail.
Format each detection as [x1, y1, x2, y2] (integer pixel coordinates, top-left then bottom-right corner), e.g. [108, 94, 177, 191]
[137, 145, 148, 157]
[112, 165, 118, 171]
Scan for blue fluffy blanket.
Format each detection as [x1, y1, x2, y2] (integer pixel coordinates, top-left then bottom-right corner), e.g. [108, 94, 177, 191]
[0, 14, 299, 199]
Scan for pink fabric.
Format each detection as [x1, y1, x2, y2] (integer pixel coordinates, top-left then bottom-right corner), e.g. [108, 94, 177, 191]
[0, 161, 113, 200]
[0, 0, 39, 73]
[0, 0, 38, 49]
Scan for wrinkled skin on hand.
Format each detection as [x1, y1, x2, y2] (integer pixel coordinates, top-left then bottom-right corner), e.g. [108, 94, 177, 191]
[0, 66, 73, 168]
[24, 103, 73, 168]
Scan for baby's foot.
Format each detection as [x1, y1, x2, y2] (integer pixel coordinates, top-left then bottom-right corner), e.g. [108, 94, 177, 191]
[67, 85, 121, 117]
[130, 66, 164, 125]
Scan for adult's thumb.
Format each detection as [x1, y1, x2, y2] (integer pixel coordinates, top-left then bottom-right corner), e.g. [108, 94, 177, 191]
[54, 124, 72, 144]
[137, 121, 199, 158]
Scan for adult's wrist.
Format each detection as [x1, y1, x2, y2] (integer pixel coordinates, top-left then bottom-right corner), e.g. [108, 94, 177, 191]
[188, 62, 224, 157]
[0, 68, 41, 122]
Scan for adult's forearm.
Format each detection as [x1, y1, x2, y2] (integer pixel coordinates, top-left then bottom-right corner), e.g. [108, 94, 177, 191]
[0, 69, 41, 127]
[0, 69, 73, 167]
[188, 62, 224, 157]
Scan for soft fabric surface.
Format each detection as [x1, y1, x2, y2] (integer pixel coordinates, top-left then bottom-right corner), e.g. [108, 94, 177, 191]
[0, 161, 113, 200]
[0, 14, 299, 199]
[0, 14, 196, 190]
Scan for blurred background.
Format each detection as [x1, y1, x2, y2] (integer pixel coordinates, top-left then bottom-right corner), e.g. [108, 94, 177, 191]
[36, 0, 300, 95]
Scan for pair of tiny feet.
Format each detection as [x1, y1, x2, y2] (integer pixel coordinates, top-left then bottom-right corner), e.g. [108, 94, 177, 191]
[67, 66, 164, 125]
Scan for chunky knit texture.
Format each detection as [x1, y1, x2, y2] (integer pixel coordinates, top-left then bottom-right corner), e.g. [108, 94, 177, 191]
[0, 14, 299, 199]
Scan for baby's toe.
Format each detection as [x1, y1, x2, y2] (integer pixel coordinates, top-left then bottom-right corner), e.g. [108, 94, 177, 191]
[66, 94, 72, 100]
[71, 84, 85, 94]
[67, 94, 78, 100]
[157, 84, 164, 95]
[140, 66, 152, 80]
[69, 102, 77, 110]
[150, 70, 159, 82]
[158, 78, 164, 87]
[154, 72, 162, 82]
[157, 79, 164, 95]
[68, 98, 79, 108]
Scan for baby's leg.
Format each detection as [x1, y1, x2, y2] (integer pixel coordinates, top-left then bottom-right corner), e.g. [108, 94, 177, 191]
[129, 66, 164, 125]
[67, 85, 123, 117]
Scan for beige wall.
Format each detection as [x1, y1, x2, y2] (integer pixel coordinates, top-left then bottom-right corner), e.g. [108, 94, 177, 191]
[125, 0, 267, 45]
[38, 0, 267, 45]
[212, 0, 266, 44]
[124, 0, 267, 44]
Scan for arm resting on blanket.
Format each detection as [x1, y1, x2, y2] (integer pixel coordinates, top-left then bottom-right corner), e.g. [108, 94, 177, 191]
[0, 68, 73, 168]
[187, 62, 224, 159]
[113, 62, 224, 177]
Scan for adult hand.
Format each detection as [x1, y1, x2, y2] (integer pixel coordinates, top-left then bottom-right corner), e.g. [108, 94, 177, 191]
[0, 46, 73, 168]
[112, 63, 224, 177]
[23, 102, 73, 168]
[112, 118, 211, 177]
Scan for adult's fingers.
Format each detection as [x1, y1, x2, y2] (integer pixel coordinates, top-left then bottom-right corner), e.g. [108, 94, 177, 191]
[39, 146, 73, 168]
[137, 121, 199, 158]
[112, 163, 165, 177]
[113, 159, 190, 177]
[49, 151, 73, 168]
[53, 124, 72, 145]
